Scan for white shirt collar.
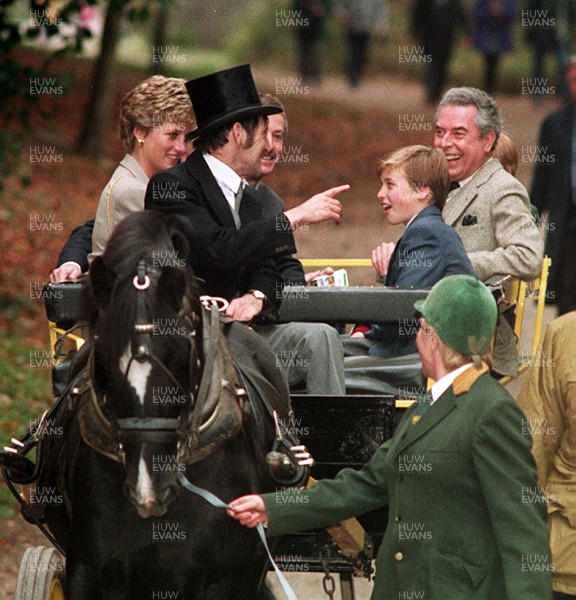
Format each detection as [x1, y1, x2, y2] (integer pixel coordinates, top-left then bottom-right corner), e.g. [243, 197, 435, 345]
[203, 152, 243, 211]
[405, 212, 419, 229]
[430, 363, 473, 404]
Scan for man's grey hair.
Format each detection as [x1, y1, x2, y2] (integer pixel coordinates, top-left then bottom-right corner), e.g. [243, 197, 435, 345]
[436, 87, 502, 150]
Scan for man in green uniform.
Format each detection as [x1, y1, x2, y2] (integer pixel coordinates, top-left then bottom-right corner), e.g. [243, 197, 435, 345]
[229, 275, 553, 600]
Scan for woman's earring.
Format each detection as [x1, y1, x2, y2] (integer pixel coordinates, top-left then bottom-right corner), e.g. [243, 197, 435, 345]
[137, 138, 144, 146]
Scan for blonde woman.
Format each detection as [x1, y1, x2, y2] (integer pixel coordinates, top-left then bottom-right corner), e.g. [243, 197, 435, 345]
[51, 75, 193, 281]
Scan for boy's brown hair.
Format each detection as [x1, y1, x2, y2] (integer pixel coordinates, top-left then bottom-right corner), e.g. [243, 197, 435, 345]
[377, 145, 450, 210]
[493, 132, 518, 176]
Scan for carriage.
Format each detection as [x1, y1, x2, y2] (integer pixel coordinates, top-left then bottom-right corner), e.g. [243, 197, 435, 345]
[1, 223, 550, 599]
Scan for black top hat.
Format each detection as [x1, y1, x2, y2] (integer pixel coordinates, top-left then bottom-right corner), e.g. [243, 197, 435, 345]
[185, 64, 281, 141]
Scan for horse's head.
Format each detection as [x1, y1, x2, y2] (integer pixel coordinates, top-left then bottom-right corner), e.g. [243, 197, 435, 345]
[84, 211, 206, 518]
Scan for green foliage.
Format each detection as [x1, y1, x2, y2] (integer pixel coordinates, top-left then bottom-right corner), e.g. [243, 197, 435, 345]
[0, 0, 99, 195]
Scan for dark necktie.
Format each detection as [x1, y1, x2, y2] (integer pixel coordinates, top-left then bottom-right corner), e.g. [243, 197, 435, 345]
[384, 236, 403, 286]
[449, 181, 460, 191]
[233, 185, 243, 229]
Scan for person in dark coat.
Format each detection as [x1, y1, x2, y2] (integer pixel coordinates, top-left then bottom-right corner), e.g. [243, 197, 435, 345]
[472, 0, 517, 94]
[411, 0, 469, 104]
[531, 58, 576, 314]
[293, 0, 330, 85]
[145, 66, 349, 392]
[524, 0, 575, 100]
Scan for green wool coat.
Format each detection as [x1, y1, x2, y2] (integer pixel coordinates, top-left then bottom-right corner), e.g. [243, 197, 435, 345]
[264, 367, 553, 600]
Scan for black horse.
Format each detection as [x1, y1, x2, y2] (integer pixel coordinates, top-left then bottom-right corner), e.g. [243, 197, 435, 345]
[38, 211, 303, 599]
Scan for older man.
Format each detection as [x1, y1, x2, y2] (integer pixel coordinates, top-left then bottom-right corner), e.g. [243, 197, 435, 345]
[435, 86, 544, 376]
[434, 86, 543, 282]
[229, 275, 553, 600]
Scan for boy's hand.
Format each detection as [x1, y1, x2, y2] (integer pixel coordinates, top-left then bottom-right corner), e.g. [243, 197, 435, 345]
[305, 266, 334, 283]
[227, 495, 268, 528]
[372, 242, 396, 277]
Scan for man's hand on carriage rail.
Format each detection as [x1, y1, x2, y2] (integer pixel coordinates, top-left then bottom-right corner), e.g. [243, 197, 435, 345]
[371, 242, 396, 278]
[226, 293, 264, 322]
[50, 261, 83, 283]
[227, 495, 268, 529]
[284, 184, 349, 229]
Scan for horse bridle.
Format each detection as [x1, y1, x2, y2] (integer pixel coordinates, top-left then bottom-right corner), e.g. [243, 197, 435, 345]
[87, 259, 242, 466]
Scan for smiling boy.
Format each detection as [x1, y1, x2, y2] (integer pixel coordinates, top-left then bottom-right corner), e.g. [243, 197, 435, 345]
[348, 145, 476, 357]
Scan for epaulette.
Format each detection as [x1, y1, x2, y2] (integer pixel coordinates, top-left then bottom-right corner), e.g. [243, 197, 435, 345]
[452, 362, 489, 396]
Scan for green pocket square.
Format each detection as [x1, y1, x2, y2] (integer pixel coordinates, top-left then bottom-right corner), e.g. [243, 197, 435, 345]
[462, 214, 478, 226]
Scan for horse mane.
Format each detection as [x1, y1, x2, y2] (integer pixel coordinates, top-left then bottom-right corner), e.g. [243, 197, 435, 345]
[88, 210, 202, 362]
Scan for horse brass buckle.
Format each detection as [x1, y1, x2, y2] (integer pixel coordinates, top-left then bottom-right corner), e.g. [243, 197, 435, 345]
[133, 274, 150, 290]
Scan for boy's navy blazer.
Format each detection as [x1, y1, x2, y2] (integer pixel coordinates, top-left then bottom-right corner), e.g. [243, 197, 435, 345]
[367, 204, 476, 356]
[144, 151, 297, 309]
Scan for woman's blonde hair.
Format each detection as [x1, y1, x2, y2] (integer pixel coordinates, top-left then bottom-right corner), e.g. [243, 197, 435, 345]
[377, 145, 450, 210]
[119, 75, 194, 153]
[423, 318, 492, 371]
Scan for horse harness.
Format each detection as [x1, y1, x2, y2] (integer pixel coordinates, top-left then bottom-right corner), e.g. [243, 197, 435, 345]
[77, 259, 310, 486]
[77, 260, 246, 468]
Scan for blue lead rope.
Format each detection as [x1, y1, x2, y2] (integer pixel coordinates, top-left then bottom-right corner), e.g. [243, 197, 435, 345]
[177, 472, 298, 600]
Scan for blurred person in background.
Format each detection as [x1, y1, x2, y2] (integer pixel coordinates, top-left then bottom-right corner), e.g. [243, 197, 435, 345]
[472, 0, 517, 95]
[493, 131, 519, 175]
[411, 0, 469, 104]
[335, 0, 390, 87]
[293, 0, 330, 86]
[524, 0, 575, 101]
[517, 310, 576, 600]
[530, 58, 576, 315]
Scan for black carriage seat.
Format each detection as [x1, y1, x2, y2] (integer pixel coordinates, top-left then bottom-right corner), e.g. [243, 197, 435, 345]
[278, 286, 429, 396]
[44, 280, 88, 396]
[44, 280, 86, 326]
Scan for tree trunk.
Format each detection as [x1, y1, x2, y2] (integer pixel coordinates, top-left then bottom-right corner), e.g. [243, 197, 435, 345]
[151, 2, 170, 75]
[76, 0, 127, 159]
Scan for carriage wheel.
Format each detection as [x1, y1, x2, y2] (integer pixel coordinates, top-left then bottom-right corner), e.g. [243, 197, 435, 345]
[15, 546, 65, 600]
